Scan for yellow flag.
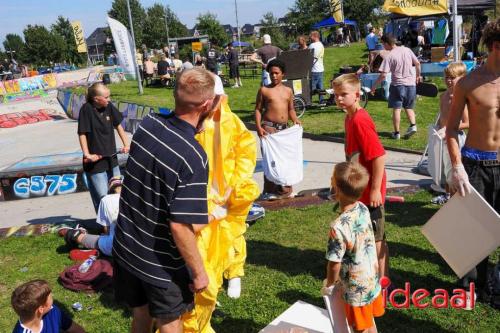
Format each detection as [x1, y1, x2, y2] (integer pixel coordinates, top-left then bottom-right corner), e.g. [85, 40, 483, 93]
[71, 21, 88, 53]
[383, 0, 448, 16]
[330, 0, 344, 23]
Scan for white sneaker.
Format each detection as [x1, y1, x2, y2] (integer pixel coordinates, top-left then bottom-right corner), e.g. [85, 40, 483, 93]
[227, 278, 241, 299]
[232, 84, 239, 88]
[391, 132, 400, 140]
[404, 125, 417, 139]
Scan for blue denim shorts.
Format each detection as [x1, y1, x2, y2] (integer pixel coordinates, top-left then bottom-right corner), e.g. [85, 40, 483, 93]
[388, 85, 416, 109]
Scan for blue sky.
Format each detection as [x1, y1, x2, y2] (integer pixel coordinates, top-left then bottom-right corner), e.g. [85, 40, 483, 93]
[0, 0, 296, 47]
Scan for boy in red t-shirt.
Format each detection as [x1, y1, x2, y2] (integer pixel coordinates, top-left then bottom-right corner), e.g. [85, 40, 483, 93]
[332, 73, 389, 279]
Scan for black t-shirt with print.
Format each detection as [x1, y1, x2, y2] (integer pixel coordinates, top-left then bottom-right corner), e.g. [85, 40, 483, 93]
[78, 102, 123, 174]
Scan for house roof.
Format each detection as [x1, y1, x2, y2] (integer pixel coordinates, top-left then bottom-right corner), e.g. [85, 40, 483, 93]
[86, 27, 108, 45]
[241, 24, 254, 34]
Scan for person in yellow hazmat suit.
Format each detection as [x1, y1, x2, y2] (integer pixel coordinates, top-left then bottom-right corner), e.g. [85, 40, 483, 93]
[182, 77, 260, 333]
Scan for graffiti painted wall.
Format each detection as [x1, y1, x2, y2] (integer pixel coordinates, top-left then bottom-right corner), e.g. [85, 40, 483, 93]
[0, 109, 64, 129]
[0, 152, 128, 201]
[0, 73, 58, 95]
[57, 89, 165, 134]
[13, 174, 79, 199]
[2, 90, 48, 103]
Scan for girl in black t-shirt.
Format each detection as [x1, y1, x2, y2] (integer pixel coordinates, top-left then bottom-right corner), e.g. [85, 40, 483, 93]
[78, 83, 129, 212]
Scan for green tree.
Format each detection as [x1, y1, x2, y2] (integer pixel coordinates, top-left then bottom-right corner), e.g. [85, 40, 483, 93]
[259, 12, 292, 50]
[343, 0, 384, 34]
[143, 3, 188, 49]
[51, 16, 86, 65]
[108, 0, 146, 46]
[288, 0, 330, 35]
[195, 13, 228, 47]
[3, 34, 26, 62]
[288, 0, 384, 35]
[23, 25, 65, 66]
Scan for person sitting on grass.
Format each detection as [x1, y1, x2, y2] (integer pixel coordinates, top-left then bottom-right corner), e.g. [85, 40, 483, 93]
[58, 176, 122, 256]
[11, 279, 86, 333]
[326, 161, 384, 333]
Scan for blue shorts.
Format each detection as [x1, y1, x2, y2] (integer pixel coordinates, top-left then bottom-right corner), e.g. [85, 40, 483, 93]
[388, 85, 416, 109]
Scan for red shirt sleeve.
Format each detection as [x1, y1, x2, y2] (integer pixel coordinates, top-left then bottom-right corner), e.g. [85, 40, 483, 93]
[352, 111, 385, 162]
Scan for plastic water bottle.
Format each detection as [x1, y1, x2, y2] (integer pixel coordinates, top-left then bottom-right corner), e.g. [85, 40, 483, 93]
[78, 256, 96, 273]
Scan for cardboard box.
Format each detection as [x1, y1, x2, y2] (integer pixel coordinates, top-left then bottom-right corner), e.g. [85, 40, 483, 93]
[431, 47, 446, 62]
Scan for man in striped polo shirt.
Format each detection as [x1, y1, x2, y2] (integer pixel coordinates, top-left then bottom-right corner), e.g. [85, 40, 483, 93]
[113, 68, 215, 333]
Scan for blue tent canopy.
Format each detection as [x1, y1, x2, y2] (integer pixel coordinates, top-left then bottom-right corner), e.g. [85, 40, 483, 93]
[232, 41, 251, 47]
[313, 17, 357, 29]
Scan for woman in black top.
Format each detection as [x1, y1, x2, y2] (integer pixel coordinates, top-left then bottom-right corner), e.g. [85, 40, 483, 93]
[78, 83, 129, 212]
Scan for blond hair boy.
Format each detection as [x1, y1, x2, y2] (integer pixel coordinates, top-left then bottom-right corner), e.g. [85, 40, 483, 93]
[326, 162, 384, 333]
[332, 74, 389, 280]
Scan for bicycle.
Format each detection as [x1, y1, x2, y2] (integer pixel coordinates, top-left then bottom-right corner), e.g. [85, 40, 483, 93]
[293, 86, 370, 118]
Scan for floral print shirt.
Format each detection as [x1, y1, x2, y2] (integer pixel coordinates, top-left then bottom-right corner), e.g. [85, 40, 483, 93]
[326, 202, 381, 306]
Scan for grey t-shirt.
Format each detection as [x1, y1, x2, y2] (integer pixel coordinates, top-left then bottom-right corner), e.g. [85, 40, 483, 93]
[379, 46, 419, 86]
[257, 44, 282, 68]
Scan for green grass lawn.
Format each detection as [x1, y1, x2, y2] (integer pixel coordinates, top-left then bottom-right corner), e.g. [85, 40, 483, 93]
[1, 191, 498, 332]
[74, 42, 446, 152]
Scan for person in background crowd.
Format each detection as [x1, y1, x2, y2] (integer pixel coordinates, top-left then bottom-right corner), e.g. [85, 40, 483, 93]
[250, 34, 282, 86]
[371, 34, 421, 140]
[227, 43, 242, 88]
[365, 27, 379, 68]
[297, 36, 308, 50]
[206, 43, 220, 74]
[173, 54, 183, 72]
[136, 48, 144, 81]
[309, 30, 325, 104]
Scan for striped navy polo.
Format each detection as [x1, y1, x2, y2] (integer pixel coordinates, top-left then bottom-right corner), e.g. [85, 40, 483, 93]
[113, 112, 208, 288]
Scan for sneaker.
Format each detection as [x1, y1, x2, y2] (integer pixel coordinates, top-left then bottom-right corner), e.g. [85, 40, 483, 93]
[261, 193, 278, 201]
[431, 193, 450, 205]
[227, 277, 241, 299]
[60, 228, 86, 248]
[404, 125, 417, 139]
[246, 203, 265, 222]
[232, 84, 239, 88]
[391, 132, 400, 140]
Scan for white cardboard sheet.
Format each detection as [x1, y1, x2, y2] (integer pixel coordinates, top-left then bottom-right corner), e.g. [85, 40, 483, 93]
[422, 187, 500, 278]
[259, 300, 333, 333]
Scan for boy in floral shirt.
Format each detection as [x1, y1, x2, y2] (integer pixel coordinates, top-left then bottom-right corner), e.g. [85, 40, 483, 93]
[326, 162, 384, 333]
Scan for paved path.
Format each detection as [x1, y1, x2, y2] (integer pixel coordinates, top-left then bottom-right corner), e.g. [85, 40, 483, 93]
[0, 104, 431, 228]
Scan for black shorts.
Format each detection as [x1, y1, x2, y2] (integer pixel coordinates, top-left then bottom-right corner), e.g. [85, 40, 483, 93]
[229, 64, 239, 78]
[113, 262, 194, 320]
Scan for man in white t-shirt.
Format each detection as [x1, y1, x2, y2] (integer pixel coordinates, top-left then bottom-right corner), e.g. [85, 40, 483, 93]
[58, 176, 122, 256]
[309, 31, 325, 104]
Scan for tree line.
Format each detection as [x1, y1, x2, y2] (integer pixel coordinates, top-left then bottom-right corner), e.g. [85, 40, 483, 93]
[1, 0, 385, 67]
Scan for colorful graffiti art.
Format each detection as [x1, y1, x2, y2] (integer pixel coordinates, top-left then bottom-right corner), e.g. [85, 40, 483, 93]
[0, 73, 58, 94]
[2, 89, 48, 104]
[13, 174, 78, 199]
[0, 109, 63, 128]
